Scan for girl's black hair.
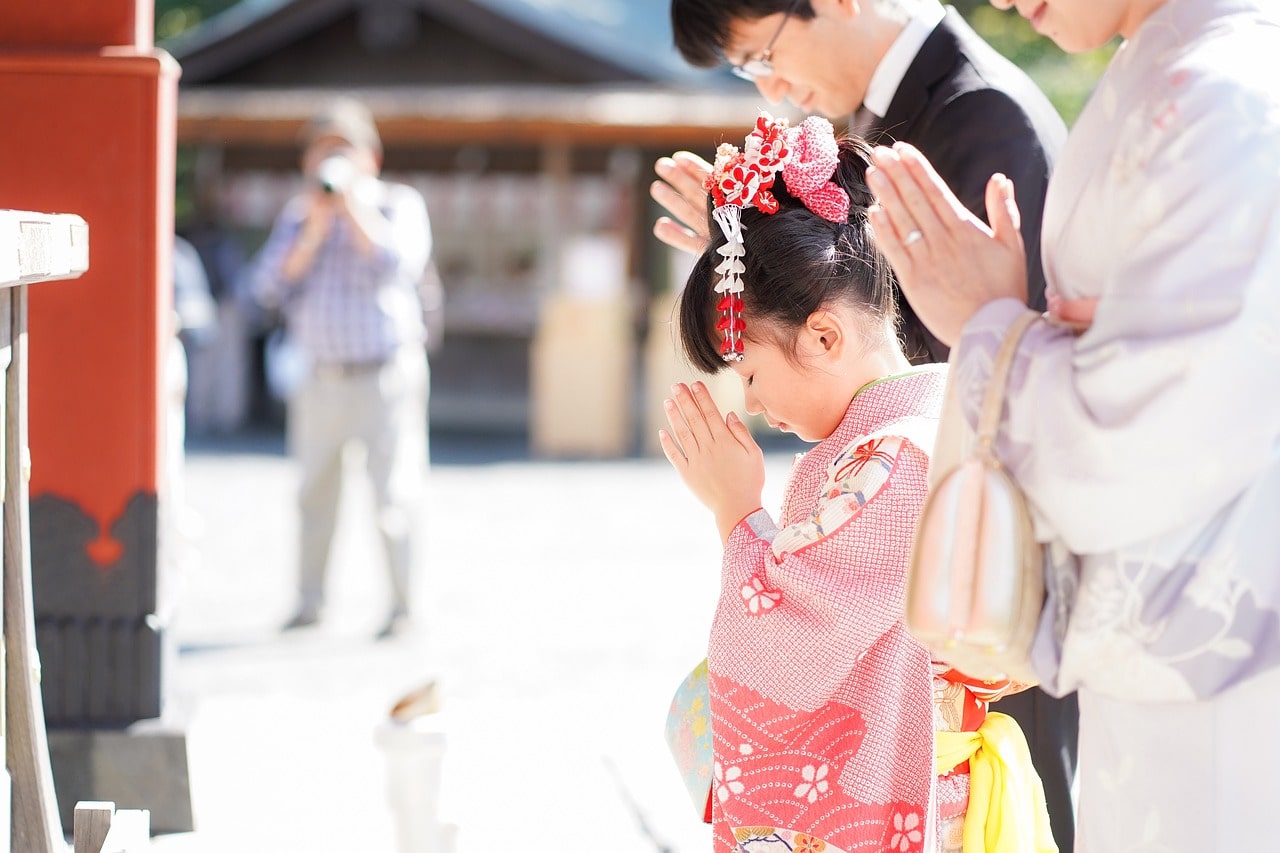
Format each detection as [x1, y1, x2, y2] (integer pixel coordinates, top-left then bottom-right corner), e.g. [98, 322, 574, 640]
[677, 136, 899, 374]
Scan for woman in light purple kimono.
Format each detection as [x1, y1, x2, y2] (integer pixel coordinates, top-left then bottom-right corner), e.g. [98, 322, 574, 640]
[862, 0, 1280, 849]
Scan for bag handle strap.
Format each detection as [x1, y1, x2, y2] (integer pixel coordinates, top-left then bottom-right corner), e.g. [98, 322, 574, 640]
[977, 310, 1040, 450]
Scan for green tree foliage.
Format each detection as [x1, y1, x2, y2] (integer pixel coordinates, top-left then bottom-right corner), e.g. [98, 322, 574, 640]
[156, 0, 240, 41]
[952, 1, 1116, 124]
[157, 0, 241, 224]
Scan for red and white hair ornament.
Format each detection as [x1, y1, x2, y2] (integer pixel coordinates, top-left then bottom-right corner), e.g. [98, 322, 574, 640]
[705, 113, 850, 362]
[712, 205, 747, 360]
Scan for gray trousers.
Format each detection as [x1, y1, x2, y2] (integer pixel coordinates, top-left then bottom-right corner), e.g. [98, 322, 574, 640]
[287, 345, 428, 619]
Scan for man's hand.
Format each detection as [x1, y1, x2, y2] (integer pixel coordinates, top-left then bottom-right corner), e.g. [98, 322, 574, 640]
[335, 177, 394, 257]
[866, 142, 1028, 346]
[658, 381, 765, 545]
[650, 151, 714, 256]
[304, 184, 339, 219]
[282, 191, 337, 282]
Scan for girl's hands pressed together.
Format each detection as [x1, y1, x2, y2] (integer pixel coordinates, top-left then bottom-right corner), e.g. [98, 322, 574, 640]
[659, 381, 765, 545]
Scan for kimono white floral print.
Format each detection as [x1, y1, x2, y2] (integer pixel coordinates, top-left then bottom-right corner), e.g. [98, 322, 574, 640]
[949, 0, 1280, 849]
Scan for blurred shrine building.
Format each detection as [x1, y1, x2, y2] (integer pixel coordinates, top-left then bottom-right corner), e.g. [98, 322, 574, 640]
[164, 0, 768, 455]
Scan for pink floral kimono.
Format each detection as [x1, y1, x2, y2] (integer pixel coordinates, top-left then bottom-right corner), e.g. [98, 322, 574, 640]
[707, 367, 946, 853]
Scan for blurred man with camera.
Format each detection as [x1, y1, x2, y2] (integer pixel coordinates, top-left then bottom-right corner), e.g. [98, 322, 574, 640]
[250, 98, 433, 640]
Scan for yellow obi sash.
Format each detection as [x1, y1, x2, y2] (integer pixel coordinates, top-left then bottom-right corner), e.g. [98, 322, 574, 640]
[935, 711, 1058, 853]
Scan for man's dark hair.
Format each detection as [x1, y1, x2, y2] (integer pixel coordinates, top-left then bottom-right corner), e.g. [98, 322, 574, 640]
[671, 0, 816, 68]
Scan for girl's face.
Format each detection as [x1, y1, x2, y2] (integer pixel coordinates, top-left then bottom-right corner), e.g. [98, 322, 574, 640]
[995, 0, 1164, 52]
[729, 329, 850, 444]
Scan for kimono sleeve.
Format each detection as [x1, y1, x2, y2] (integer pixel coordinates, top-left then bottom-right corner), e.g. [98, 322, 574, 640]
[951, 69, 1280, 556]
[717, 435, 926, 702]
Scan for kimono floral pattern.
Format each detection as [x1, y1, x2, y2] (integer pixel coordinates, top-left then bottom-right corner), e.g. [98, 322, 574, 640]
[770, 436, 902, 560]
[728, 805, 926, 853]
[707, 369, 946, 852]
[950, 0, 1280, 849]
[886, 808, 926, 852]
[664, 659, 714, 818]
[740, 575, 782, 615]
[792, 763, 830, 804]
[716, 761, 746, 804]
[732, 826, 845, 852]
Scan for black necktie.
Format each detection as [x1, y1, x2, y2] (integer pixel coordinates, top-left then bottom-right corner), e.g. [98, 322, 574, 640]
[849, 106, 882, 141]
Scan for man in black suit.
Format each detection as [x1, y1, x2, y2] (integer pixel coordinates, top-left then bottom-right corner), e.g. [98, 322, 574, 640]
[651, 0, 1077, 847]
[655, 0, 1064, 362]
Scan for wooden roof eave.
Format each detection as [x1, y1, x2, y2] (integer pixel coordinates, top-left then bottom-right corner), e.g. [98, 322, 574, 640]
[166, 0, 693, 87]
[175, 85, 778, 150]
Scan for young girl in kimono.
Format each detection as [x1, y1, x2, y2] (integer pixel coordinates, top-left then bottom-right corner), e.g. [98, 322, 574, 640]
[659, 115, 1053, 853]
[865, 0, 1280, 849]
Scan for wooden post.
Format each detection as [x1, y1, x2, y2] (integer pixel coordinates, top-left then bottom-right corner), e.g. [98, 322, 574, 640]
[0, 210, 91, 853]
[0, 0, 192, 835]
[72, 802, 114, 853]
[73, 801, 150, 853]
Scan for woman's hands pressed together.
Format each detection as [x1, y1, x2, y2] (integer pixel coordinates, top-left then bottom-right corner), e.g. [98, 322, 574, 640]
[659, 381, 766, 545]
[866, 142, 1029, 347]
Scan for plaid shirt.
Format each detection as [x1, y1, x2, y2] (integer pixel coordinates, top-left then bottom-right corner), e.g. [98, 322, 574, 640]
[251, 180, 431, 365]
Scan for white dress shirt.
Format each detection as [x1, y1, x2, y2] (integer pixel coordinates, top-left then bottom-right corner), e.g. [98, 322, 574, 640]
[861, 0, 947, 119]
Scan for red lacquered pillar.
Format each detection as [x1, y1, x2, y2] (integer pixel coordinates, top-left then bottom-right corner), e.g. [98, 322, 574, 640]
[0, 0, 192, 834]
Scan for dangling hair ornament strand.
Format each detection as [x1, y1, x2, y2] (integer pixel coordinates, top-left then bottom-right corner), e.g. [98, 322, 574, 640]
[705, 113, 850, 362]
[712, 206, 747, 360]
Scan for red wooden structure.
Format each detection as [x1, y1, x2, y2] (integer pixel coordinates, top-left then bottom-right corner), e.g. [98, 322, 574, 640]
[0, 0, 190, 835]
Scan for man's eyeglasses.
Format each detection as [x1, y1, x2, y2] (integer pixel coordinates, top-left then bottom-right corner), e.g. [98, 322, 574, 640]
[730, 0, 802, 81]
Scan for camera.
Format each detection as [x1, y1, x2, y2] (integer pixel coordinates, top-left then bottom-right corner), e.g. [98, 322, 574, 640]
[316, 155, 355, 194]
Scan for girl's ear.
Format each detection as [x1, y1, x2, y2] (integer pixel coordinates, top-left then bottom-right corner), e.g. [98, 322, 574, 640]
[802, 309, 845, 359]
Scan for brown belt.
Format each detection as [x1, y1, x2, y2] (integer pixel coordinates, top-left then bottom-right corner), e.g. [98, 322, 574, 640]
[313, 358, 388, 379]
